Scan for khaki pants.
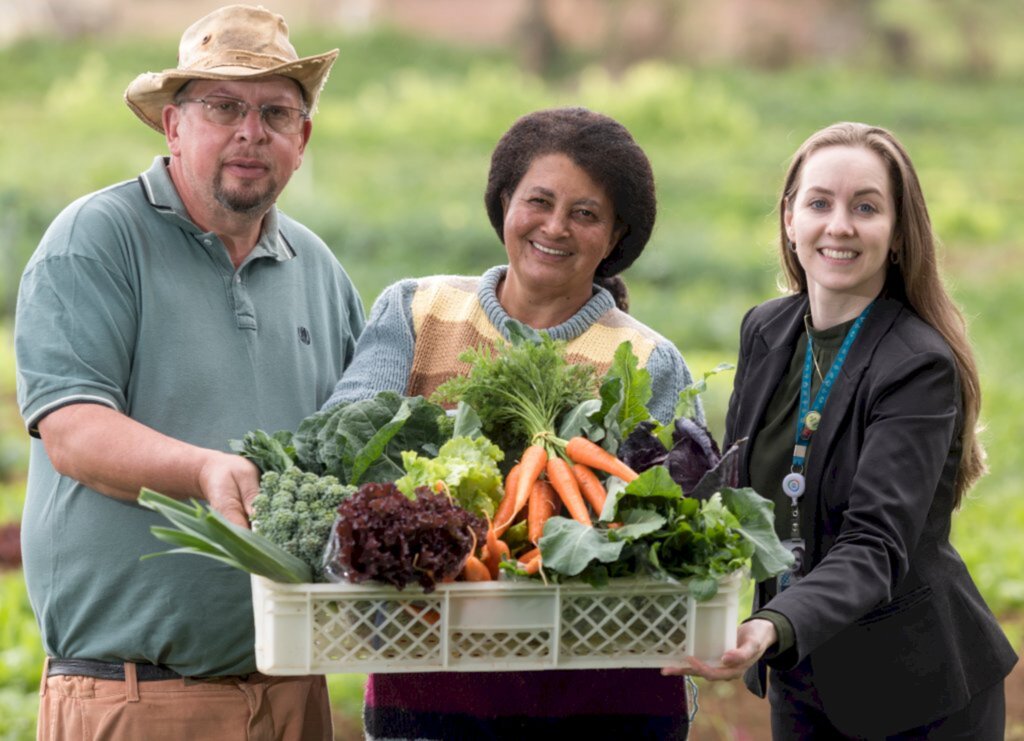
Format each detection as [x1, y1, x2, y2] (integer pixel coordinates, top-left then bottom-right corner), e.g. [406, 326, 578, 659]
[37, 660, 333, 741]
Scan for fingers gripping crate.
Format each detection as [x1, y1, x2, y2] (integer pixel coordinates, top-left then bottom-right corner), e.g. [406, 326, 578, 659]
[251, 572, 741, 674]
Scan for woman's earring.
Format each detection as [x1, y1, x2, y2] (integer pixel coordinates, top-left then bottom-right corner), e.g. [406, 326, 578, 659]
[788, 240, 798, 253]
[889, 249, 900, 265]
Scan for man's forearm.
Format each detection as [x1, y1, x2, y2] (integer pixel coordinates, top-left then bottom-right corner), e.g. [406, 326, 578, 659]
[38, 402, 213, 501]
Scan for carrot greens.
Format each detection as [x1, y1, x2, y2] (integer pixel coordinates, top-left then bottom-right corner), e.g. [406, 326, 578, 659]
[431, 320, 596, 462]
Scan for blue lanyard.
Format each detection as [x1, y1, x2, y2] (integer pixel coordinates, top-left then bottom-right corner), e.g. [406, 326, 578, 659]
[780, 301, 875, 511]
[792, 301, 874, 472]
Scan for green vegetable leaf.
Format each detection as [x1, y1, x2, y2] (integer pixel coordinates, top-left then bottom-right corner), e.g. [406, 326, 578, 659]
[601, 341, 654, 436]
[451, 402, 483, 439]
[557, 398, 603, 443]
[720, 487, 795, 582]
[605, 465, 682, 520]
[229, 429, 296, 474]
[671, 362, 735, 425]
[609, 508, 667, 540]
[296, 392, 449, 486]
[505, 318, 543, 345]
[538, 517, 625, 576]
[686, 576, 722, 602]
[348, 397, 414, 484]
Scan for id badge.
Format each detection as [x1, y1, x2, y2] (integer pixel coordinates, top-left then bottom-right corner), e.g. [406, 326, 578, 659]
[776, 537, 807, 592]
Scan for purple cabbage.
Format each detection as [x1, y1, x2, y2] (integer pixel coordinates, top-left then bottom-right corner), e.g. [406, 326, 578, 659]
[668, 418, 722, 493]
[618, 421, 670, 473]
[620, 417, 742, 500]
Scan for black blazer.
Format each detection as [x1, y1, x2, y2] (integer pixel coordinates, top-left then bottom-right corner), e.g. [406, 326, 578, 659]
[725, 294, 1017, 738]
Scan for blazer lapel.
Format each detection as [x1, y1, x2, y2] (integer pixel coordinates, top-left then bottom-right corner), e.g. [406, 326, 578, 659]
[734, 296, 808, 484]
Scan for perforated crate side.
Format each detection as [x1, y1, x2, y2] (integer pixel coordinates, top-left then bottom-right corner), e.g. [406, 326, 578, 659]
[253, 573, 743, 674]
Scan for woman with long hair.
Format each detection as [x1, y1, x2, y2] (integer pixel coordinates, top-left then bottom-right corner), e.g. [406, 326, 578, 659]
[669, 122, 1017, 739]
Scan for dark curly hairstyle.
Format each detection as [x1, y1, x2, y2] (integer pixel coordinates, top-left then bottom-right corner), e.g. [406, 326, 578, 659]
[484, 107, 656, 278]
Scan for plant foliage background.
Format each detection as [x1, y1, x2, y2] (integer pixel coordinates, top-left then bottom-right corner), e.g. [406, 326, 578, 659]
[1, 4, 1023, 739]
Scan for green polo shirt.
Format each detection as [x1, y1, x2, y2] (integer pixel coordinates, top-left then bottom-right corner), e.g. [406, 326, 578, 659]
[15, 156, 365, 676]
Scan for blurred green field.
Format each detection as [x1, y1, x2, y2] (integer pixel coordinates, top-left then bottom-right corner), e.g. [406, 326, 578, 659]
[1, 22, 1022, 741]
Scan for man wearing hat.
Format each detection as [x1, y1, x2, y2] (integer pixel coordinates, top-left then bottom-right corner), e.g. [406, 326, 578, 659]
[15, 5, 364, 738]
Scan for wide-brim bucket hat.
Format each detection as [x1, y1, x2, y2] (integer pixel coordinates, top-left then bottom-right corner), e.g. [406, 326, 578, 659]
[125, 4, 339, 133]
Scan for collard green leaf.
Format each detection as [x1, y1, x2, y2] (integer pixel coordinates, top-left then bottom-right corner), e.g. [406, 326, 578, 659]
[451, 401, 483, 439]
[609, 508, 667, 540]
[538, 517, 625, 576]
[348, 398, 414, 484]
[720, 486, 794, 582]
[295, 392, 448, 486]
[603, 341, 653, 436]
[686, 576, 721, 602]
[605, 464, 682, 520]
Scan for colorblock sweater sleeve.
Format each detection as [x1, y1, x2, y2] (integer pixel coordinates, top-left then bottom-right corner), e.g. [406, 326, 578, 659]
[646, 340, 702, 425]
[322, 279, 418, 408]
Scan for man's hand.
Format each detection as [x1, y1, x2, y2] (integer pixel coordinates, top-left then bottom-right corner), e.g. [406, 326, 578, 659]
[661, 617, 778, 681]
[197, 452, 261, 529]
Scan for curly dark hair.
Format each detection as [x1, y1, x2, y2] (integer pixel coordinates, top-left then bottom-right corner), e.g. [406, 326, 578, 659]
[484, 107, 656, 278]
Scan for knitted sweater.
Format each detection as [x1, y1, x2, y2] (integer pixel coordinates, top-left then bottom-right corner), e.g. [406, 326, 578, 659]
[324, 266, 698, 425]
[326, 266, 696, 739]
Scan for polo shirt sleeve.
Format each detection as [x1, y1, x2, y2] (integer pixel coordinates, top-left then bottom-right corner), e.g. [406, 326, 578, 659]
[321, 279, 417, 408]
[15, 201, 137, 436]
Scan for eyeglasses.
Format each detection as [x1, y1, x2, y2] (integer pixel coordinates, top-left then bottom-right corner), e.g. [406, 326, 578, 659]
[178, 95, 308, 135]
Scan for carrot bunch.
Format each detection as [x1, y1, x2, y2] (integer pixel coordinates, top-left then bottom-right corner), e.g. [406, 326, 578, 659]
[434, 324, 638, 581]
[456, 436, 638, 581]
[477, 436, 637, 577]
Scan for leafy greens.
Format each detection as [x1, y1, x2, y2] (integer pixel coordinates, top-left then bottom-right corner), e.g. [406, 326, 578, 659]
[539, 464, 793, 599]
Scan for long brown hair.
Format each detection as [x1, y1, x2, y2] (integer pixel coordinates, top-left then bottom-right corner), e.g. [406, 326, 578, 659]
[778, 122, 985, 505]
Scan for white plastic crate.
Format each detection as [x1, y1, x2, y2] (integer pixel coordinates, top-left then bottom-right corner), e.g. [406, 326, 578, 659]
[252, 572, 742, 674]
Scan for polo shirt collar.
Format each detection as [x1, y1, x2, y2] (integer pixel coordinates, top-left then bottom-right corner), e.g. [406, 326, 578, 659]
[137, 156, 295, 262]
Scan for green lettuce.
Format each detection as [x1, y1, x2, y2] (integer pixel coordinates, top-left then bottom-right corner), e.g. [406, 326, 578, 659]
[395, 435, 505, 518]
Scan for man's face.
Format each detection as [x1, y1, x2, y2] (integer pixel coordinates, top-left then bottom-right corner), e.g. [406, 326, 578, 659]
[163, 76, 311, 223]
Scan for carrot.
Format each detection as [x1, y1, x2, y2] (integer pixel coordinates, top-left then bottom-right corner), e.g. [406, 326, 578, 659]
[546, 456, 591, 526]
[527, 479, 560, 544]
[493, 463, 522, 537]
[565, 436, 638, 483]
[481, 522, 510, 580]
[522, 554, 542, 575]
[515, 444, 549, 517]
[517, 546, 540, 564]
[570, 462, 607, 517]
[461, 554, 492, 581]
